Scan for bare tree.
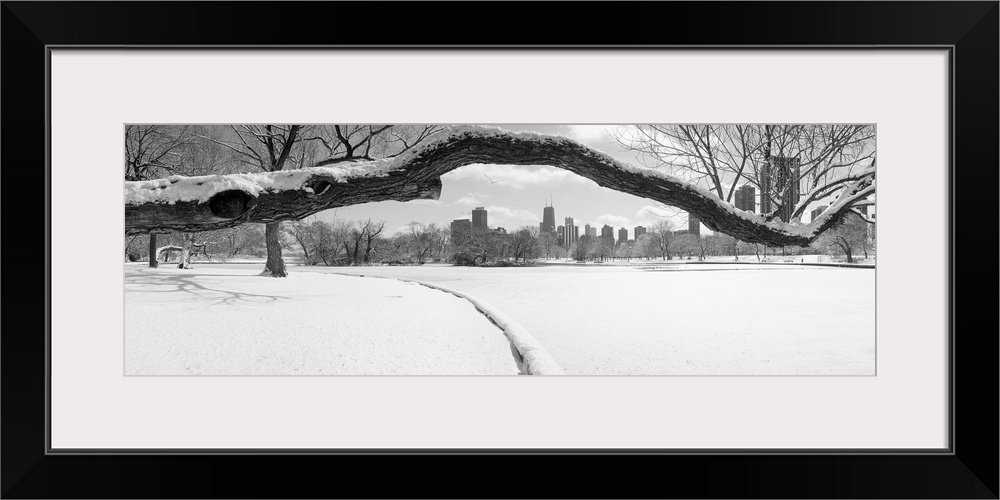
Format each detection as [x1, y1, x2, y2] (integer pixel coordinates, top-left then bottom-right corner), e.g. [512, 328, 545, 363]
[287, 219, 319, 265]
[406, 222, 439, 263]
[509, 227, 540, 263]
[612, 125, 875, 222]
[816, 212, 871, 263]
[196, 125, 304, 276]
[125, 125, 194, 268]
[363, 219, 386, 264]
[650, 220, 675, 260]
[307, 125, 446, 166]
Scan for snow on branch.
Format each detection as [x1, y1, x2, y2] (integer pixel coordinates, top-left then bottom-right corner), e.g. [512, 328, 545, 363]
[125, 125, 874, 246]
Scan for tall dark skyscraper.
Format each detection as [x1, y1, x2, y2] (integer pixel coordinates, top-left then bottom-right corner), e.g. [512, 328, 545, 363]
[688, 213, 700, 235]
[774, 157, 801, 222]
[634, 226, 646, 240]
[472, 207, 487, 229]
[541, 201, 556, 234]
[760, 156, 801, 221]
[735, 184, 756, 213]
[618, 227, 628, 245]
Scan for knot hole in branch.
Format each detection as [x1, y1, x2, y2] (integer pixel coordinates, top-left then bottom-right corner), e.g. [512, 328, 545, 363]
[208, 190, 252, 219]
[307, 180, 333, 196]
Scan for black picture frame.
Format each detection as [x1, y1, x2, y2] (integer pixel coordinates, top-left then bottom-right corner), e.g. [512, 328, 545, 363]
[3, 2, 996, 498]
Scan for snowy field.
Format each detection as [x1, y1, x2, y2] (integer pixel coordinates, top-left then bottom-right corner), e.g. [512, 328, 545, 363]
[126, 262, 875, 376]
[299, 263, 876, 375]
[125, 265, 521, 375]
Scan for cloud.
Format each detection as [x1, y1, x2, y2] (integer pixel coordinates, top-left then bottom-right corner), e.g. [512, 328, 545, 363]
[410, 199, 444, 206]
[636, 204, 679, 218]
[563, 125, 614, 144]
[483, 205, 539, 225]
[442, 164, 592, 189]
[594, 213, 630, 228]
[454, 194, 481, 207]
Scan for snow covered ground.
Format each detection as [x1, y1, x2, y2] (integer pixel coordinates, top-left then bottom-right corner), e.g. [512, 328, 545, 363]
[300, 263, 876, 375]
[126, 261, 875, 376]
[125, 265, 520, 375]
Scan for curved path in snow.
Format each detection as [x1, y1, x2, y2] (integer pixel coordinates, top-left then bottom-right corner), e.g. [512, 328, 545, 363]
[323, 272, 564, 376]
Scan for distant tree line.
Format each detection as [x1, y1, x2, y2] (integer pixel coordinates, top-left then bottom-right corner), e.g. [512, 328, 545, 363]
[126, 210, 873, 268]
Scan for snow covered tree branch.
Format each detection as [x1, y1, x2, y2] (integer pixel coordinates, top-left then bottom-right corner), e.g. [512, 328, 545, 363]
[125, 126, 874, 247]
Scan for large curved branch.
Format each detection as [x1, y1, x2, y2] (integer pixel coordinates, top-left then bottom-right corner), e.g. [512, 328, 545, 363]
[125, 126, 874, 246]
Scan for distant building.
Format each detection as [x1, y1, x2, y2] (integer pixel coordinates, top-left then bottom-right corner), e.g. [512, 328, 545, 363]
[810, 206, 826, 222]
[472, 207, 488, 229]
[634, 226, 646, 240]
[760, 156, 801, 222]
[557, 225, 565, 246]
[688, 213, 700, 236]
[618, 227, 628, 245]
[735, 185, 756, 213]
[585, 224, 597, 238]
[493, 227, 507, 235]
[564, 217, 578, 248]
[541, 202, 556, 234]
[600, 225, 614, 246]
[451, 219, 471, 241]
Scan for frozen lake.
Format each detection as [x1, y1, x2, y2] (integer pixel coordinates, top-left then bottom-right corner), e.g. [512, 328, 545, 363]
[292, 262, 876, 375]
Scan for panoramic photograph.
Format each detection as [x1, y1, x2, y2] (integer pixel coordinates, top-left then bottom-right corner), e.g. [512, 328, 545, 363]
[124, 124, 876, 376]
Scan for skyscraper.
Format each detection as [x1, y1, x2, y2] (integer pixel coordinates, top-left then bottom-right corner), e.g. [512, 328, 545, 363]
[600, 225, 614, 246]
[564, 217, 578, 248]
[760, 156, 801, 221]
[618, 227, 628, 245]
[557, 225, 565, 246]
[584, 223, 593, 238]
[774, 157, 801, 222]
[541, 202, 556, 234]
[634, 226, 646, 240]
[735, 185, 756, 213]
[688, 213, 700, 236]
[472, 207, 488, 229]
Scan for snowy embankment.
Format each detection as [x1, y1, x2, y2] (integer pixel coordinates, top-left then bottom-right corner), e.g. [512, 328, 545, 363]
[125, 264, 520, 375]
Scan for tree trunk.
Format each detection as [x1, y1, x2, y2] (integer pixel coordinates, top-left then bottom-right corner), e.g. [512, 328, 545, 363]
[148, 234, 159, 268]
[262, 222, 287, 277]
[177, 233, 194, 269]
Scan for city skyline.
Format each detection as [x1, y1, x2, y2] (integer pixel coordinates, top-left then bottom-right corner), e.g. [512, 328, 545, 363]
[452, 203, 683, 244]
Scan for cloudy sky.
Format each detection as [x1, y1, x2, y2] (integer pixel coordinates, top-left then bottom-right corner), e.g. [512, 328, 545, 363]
[318, 124, 699, 239]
